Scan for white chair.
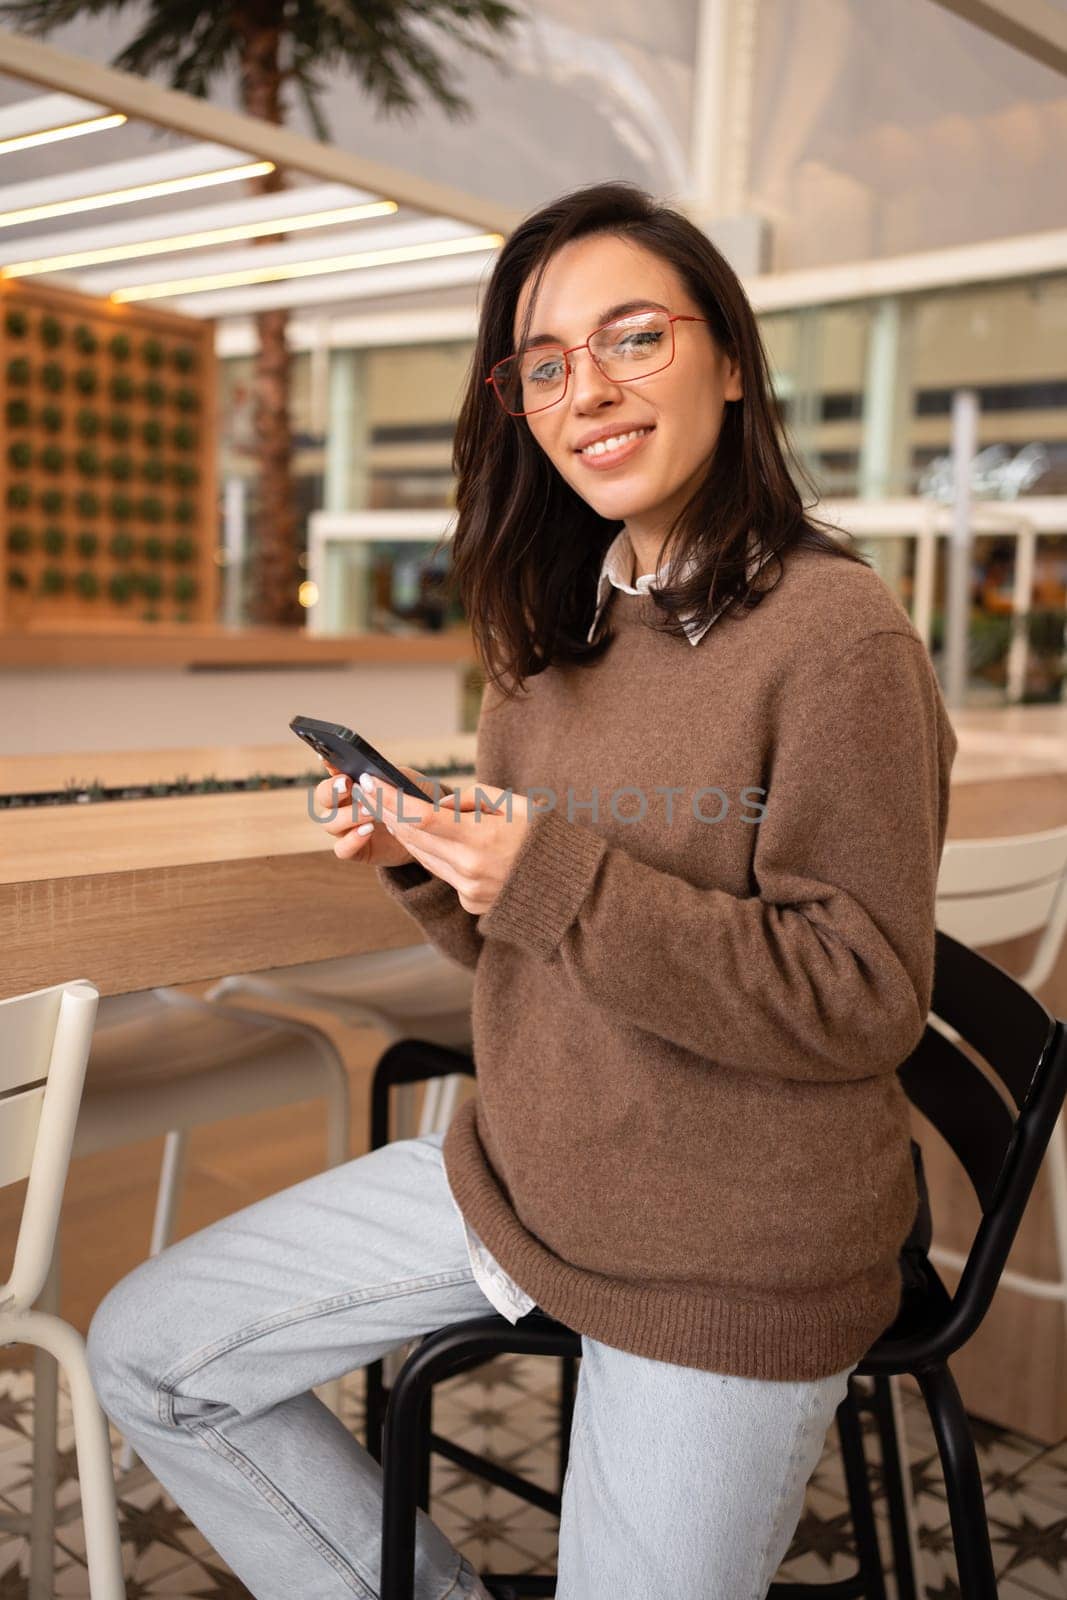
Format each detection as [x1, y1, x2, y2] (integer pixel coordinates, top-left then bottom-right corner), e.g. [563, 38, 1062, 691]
[75, 985, 352, 1250]
[931, 821, 1067, 1309]
[33, 984, 353, 1563]
[0, 980, 125, 1600]
[207, 943, 475, 1139]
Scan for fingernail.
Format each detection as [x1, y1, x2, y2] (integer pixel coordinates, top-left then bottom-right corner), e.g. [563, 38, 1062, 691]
[356, 822, 374, 835]
[333, 776, 349, 795]
[359, 773, 374, 793]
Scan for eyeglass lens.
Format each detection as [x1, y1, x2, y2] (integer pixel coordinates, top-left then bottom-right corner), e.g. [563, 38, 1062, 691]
[493, 311, 673, 416]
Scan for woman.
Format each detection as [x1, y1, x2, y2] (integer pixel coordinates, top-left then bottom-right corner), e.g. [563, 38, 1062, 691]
[88, 181, 958, 1599]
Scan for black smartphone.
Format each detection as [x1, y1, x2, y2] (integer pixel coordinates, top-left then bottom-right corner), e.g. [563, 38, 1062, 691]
[290, 715, 432, 802]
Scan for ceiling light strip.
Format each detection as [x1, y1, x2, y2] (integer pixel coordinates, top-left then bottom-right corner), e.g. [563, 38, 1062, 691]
[71, 215, 472, 293]
[0, 181, 374, 261]
[2, 198, 398, 277]
[110, 232, 504, 302]
[0, 112, 127, 157]
[0, 160, 275, 230]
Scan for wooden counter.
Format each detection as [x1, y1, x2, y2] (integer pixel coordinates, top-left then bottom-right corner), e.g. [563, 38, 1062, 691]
[0, 735, 476, 1001]
[0, 735, 477, 798]
[0, 623, 477, 670]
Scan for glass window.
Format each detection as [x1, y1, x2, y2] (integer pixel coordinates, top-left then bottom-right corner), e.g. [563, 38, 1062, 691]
[760, 304, 873, 496]
[363, 342, 473, 510]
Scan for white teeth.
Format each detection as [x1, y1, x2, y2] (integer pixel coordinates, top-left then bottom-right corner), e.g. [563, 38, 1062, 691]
[580, 427, 651, 457]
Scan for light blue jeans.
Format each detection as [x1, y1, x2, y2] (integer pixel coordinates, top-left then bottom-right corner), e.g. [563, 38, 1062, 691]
[86, 1130, 856, 1600]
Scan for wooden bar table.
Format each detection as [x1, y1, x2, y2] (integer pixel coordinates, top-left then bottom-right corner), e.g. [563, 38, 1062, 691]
[5, 707, 1063, 1000]
[0, 736, 476, 1001]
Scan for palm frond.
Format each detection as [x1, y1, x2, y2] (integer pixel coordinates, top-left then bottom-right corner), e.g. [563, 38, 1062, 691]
[0, 0, 135, 30]
[111, 2, 237, 91]
[286, 0, 523, 127]
[291, 63, 333, 142]
[0, 0, 526, 145]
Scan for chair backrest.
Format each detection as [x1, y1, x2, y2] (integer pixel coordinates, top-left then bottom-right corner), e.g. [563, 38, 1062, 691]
[896, 929, 1066, 1358]
[371, 1037, 474, 1152]
[0, 979, 98, 1312]
[936, 822, 1067, 991]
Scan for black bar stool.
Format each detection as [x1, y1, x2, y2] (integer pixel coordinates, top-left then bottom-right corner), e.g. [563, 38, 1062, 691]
[368, 930, 1067, 1600]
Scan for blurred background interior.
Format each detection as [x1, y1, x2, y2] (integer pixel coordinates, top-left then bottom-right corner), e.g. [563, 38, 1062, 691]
[0, 0, 1066, 748]
[1, 2, 1067, 1597]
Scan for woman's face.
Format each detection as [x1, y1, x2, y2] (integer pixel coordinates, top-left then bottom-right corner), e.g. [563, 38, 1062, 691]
[511, 233, 741, 560]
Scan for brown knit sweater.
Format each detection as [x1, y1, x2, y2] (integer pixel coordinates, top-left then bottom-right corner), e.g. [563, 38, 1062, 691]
[376, 542, 958, 1380]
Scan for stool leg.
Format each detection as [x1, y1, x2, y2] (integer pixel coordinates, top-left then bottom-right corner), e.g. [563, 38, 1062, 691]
[366, 1341, 420, 1464]
[418, 1078, 442, 1137]
[383, 1341, 414, 1387]
[365, 1358, 386, 1463]
[393, 1083, 419, 1140]
[836, 1377, 887, 1600]
[869, 1375, 920, 1600]
[149, 1129, 187, 1257]
[1044, 1110, 1067, 1342]
[364, 1069, 403, 1465]
[62, 1327, 126, 1600]
[558, 1355, 577, 1493]
[417, 1391, 432, 1513]
[319, 1065, 351, 1422]
[381, 1368, 428, 1600]
[917, 1362, 998, 1599]
[29, 1250, 60, 1600]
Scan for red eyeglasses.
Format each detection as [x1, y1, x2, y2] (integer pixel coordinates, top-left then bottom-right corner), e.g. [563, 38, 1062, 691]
[485, 310, 709, 417]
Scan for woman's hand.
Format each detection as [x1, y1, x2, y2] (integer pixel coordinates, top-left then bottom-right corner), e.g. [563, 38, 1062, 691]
[357, 772, 534, 915]
[312, 762, 441, 869]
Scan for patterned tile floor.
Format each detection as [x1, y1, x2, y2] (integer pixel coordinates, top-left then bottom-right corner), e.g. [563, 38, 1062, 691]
[0, 1357, 1064, 1598]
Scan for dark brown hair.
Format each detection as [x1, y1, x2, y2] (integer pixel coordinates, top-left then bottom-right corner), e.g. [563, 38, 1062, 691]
[443, 179, 868, 700]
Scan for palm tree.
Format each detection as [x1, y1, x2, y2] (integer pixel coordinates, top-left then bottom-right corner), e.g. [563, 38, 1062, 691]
[3, 0, 520, 625]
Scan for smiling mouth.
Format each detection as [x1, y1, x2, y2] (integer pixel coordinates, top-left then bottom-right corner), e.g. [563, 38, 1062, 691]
[576, 426, 655, 466]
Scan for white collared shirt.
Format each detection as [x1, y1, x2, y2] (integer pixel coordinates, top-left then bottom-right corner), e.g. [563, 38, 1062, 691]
[449, 1190, 537, 1323]
[586, 527, 767, 646]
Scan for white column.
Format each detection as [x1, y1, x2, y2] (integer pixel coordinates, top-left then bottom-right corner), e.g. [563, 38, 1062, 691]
[686, 0, 767, 274]
[790, 308, 822, 475]
[1006, 522, 1037, 704]
[945, 390, 979, 708]
[308, 316, 331, 442]
[859, 297, 913, 606]
[325, 348, 371, 632]
[325, 347, 369, 511]
[859, 298, 902, 501]
[690, 0, 731, 221]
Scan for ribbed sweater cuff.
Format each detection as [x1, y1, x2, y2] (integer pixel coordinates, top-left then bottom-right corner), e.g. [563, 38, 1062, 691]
[476, 807, 607, 959]
[375, 860, 457, 915]
[378, 859, 433, 890]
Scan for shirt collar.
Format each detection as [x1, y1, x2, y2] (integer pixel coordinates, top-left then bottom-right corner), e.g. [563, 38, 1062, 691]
[586, 527, 769, 647]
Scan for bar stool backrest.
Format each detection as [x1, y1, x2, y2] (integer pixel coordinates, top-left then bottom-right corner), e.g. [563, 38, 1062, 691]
[936, 821, 1067, 990]
[0, 980, 98, 1312]
[895, 930, 1066, 1359]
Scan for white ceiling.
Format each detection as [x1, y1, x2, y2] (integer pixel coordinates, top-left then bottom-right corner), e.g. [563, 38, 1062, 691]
[0, 0, 1064, 340]
[0, 69, 509, 331]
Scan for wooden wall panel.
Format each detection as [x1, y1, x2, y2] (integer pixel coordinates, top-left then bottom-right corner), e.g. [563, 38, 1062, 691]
[1, 276, 217, 630]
